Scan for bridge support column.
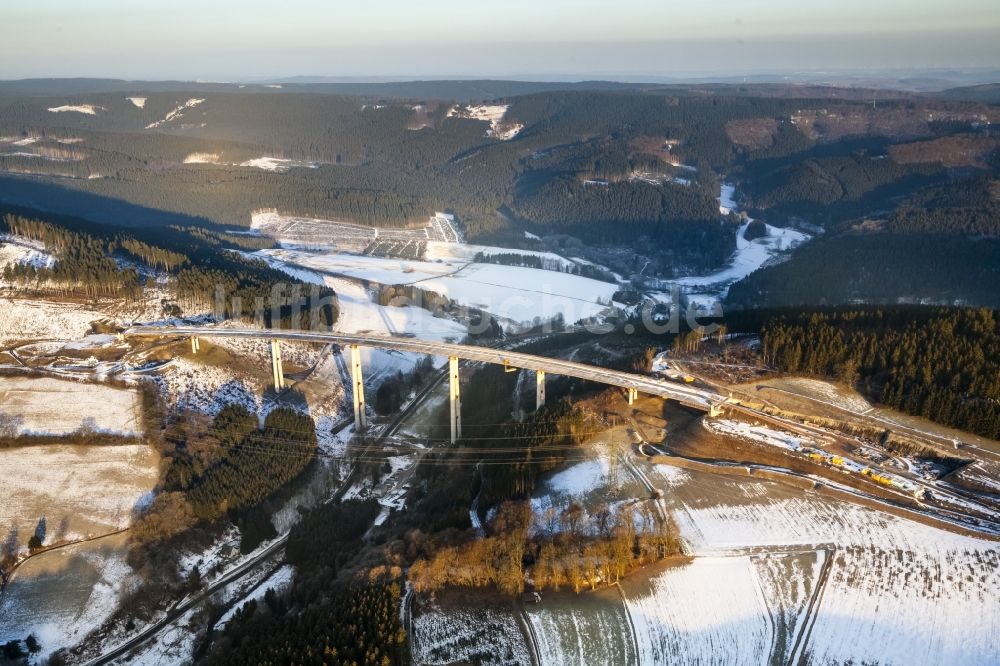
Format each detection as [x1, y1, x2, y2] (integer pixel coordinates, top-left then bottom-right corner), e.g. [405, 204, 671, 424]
[449, 356, 461, 443]
[627, 388, 638, 406]
[190, 336, 200, 354]
[350, 344, 367, 431]
[270, 340, 285, 390]
[536, 370, 546, 410]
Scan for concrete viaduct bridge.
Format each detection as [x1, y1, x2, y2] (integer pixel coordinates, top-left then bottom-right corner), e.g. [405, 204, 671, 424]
[123, 326, 727, 443]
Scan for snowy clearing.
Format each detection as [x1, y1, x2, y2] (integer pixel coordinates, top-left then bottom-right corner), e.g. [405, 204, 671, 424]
[0, 236, 56, 275]
[327, 275, 466, 342]
[239, 157, 319, 172]
[0, 375, 143, 436]
[182, 152, 220, 164]
[145, 98, 204, 129]
[326, 275, 461, 377]
[47, 104, 103, 115]
[673, 219, 808, 307]
[705, 418, 807, 452]
[126, 97, 146, 108]
[0, 298, 107, 346]
[448, 103, 523, 140]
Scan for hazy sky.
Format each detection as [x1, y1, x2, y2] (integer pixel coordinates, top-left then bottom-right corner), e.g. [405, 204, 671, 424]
[3, 0, 999, 80]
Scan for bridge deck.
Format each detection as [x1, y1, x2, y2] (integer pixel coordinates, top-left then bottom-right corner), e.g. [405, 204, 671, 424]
[122, 326, 722, 410]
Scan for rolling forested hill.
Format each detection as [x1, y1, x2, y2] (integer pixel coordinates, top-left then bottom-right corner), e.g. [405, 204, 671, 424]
[1, 79, 998, 303]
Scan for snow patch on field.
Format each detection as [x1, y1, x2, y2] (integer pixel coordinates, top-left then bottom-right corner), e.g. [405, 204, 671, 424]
[673, 220, 808, 306]
[719, 183, 738, 215]
[47, 104, 103, 115]
[752, 550, 826, 665]
[326, 275, 460, 377]
[705, 418, 806, 452]
[545, 458, 610, 495]
[329, 275, 465, 342]
[0, 375, 143, 436]
[764, 376, 874, 414]
[126, 96, 146, 108]
[255, 249, 453, 284]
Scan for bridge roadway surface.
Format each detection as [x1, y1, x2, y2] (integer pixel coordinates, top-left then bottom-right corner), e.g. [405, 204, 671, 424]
[122, 326, 723, 411]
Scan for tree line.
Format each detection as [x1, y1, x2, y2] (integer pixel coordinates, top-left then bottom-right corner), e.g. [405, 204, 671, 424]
[759, 307, 1000, 438]
[1, 205, 339, 327]
[130, 405, 317, 554]
[205, 499, 406, 666]
[409, 498, 681, 596]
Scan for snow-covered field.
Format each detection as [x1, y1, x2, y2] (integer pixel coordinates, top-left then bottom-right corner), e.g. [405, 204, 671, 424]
[416, 262, 616, 326]
[257, 249, 454, 284]
[509, 451, 1000, 666]
[622, 556, 773, 665]
[649, 463, 1000, 665]
[0, 442, 157, 547]
[0, 298, 106, 345]
[126, 96, 146, 108]
[324, 275, 463, 378]
[254, 248, 618, 328]
[0, 375, 143, 436]
[524, 588, 637, 665]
